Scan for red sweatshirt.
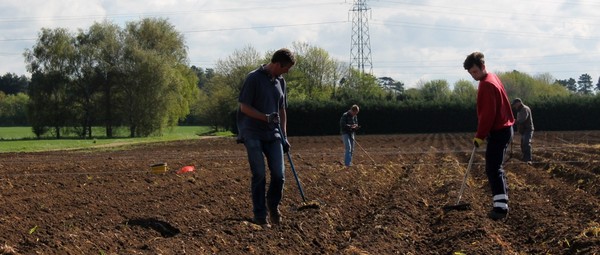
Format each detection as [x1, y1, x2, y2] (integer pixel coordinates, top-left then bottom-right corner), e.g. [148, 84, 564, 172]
[476, 73, 515, 139]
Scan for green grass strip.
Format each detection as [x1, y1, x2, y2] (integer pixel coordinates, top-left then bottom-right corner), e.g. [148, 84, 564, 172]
[0, 126, 233, 153]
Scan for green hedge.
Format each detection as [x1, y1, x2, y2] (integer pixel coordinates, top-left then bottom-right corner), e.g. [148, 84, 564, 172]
[531, 96, 600, 131]
[282, 96, 600, 136]
[286, 99, 477, 136]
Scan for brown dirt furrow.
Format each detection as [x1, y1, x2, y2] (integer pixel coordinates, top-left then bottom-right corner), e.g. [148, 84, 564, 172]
[0, 132, 599, 254]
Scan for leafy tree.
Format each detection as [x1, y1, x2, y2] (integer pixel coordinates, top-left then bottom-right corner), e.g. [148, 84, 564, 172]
[0, 73, 29, 95]
[0, 92, 8, 126]
[420, 79, 450, 102]
[186, 66, 217, 126]
[577, 73, 593, 95]
[191, 65, 214, 89]
[538, 83, 570, 99]
[84, 21, 126, 138]
[24, 18, 197, 138]
[288, 42, 341, 100]
[556, 78, 578, 92]
[531, 72, 570, 99]
[165, 64, 200, 126]
[0, 92, 29, 126]
[331, 61, 349, 99]
[195, 76, 237, 131]
[24, 27, 78, 138]
[452, 79, 476, 103]
[214, 45, 262, 95]
[69, 26, 111, 138]
[499, 70, 568, 101]
[192, 46, 261, 130]
[499, 70, 535, 100]
[336, 69, 384, 101]
[402, 87, 422, 101]
[120, 18, 198, 137]
[534, 73, 555, 85]
[378, 76, 404, 96]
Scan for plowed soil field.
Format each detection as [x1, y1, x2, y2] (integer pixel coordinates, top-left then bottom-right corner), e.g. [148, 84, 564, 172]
[1, 131, 599, 254]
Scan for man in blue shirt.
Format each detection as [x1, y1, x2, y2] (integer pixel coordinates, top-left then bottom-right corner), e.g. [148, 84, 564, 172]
[237, 48, 295, 227]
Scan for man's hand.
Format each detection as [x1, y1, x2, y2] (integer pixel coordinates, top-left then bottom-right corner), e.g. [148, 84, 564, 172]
[266, 112, 280, 124]
[282, 139, 291, 153]
[473, 137, 484, 147]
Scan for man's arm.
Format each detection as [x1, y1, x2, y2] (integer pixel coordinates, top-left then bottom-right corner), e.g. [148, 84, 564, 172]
[240, 103, 269, 122]
[279, 107, 287, 136]
[516, 108, 528, 124]
[475, 83, 497, 139]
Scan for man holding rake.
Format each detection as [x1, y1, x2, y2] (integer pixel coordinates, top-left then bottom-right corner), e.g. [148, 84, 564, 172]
[464, 52, 515, 220]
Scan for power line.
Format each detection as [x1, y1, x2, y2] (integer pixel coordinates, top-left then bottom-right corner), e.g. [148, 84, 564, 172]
[0, 2, 347, 24]
[371, 21, 599, 41]
[0, 38, 36, 42]
[0, 52, 22, 56]
[181, 21, 347, 33]
[373, 0, 600, 24]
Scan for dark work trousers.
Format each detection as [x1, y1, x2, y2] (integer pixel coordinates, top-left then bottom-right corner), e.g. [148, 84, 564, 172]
[485, 126, 513, 212]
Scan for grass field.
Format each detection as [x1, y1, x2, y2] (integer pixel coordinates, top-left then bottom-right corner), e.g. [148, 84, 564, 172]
[0, 126, 231, 153]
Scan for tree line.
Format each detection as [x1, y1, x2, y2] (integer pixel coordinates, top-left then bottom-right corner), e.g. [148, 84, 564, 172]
[1, 18, 600, 137]
[13, 18, 199, 138]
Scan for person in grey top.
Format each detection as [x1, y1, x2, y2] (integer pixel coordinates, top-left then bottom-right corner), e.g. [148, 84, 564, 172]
[512, 98, 534, 164]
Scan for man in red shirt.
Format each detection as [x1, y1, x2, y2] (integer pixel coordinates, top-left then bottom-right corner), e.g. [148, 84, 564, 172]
[463, 52, 515, 220]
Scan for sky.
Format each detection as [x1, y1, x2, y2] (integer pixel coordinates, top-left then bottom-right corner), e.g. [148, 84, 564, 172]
[1, 0, 599, 88]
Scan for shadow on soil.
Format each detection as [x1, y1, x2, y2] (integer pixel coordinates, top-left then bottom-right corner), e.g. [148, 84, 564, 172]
[125, 218, 181, 237]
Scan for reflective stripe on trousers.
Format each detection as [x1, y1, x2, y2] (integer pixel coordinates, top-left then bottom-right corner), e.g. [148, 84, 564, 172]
[493, 194, 509, 210]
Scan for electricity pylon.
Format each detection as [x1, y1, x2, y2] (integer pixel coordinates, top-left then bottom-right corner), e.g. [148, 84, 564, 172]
[349, 0, 372, 75]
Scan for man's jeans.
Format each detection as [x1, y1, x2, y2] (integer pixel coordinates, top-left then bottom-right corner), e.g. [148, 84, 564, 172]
[520, 130, 533, 162]
[243, 138, 285, 219]
[342, 133, 355, 166]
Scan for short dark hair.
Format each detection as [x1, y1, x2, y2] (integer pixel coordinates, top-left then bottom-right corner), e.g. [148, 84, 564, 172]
[271, 48, 295, 67]
[463, 52, 485, 70]
[512, 98, 522, 105]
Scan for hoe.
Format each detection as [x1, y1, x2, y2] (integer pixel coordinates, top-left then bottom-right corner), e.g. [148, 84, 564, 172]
[278, 124, 321, 210]
[355, 138, 376, 165]
[443, 146, 476, 211]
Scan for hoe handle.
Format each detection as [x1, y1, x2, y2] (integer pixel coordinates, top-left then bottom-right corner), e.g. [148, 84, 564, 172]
[355, 139, 376, 164]
[277, 124, 307, 202]
[456, 146, 477, 205]
[286, 150, 307, 202]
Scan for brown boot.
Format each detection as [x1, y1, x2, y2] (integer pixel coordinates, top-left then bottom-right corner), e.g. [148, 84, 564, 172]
[251, 217, 271, 228]
[269, 207, 282, 225]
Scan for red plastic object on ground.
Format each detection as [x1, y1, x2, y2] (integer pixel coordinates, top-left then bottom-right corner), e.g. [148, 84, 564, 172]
[176, 165, 195, 174]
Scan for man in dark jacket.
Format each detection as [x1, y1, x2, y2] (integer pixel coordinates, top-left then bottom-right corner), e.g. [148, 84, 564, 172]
[339, 105, 360, 167]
